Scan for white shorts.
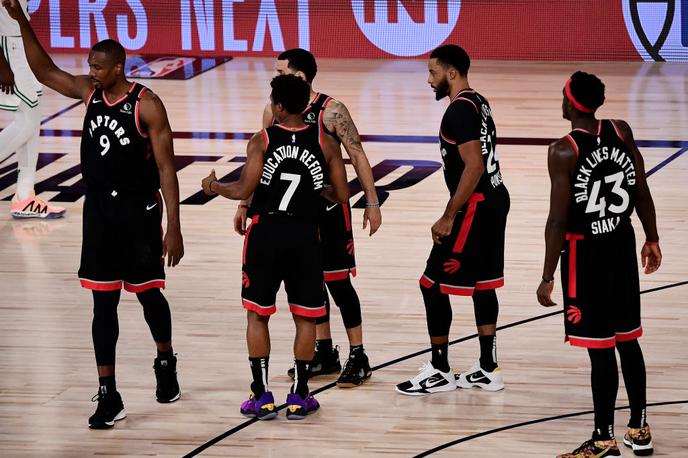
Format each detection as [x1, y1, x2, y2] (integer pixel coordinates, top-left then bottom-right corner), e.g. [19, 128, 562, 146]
[0, 35, 41, 111]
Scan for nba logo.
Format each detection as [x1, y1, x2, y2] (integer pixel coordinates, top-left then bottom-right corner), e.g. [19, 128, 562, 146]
[622, 0, 688, 61]
[352, 0, 461, 56]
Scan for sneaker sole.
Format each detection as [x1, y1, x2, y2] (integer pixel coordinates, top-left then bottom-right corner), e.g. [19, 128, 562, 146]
[11, 211, 66, 219]
[623, 437, 654, 456]
[156, 391, 181, 403]
[394, 384, 456, 396]
[89, 409, 126, 429]
[286, 407, 319, 420]
[336, 372, 372, 388]
[456, 381, 504, 392]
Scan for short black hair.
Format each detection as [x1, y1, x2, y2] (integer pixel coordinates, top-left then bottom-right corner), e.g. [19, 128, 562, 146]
[569, 71, 605, 111]
[91, 39, 126, 66]
[430, 45, 470, 76]
[277, 48, 317, 83]
[271, 74, 310, 114]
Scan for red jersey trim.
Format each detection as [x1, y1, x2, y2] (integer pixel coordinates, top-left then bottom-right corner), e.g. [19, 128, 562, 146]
[440, 130, 456, 145]
[567, 335, 616, 349]
[302, 92, 321, 115]
[242, 298, 276, 316]
[565, 233, 584, 299]
[289, 303, 327, 318]
[79, 278, 123, 291]
[453, 97, 479, 113]
[262, 129, 269, 150]
[135, 87, 149, 138]
[475, 277, 505, 290]
[102, 82, 136, 107]
[124, 279, 165, 293]
[616, 326, 643, 342]
[275, 124, 309, 132]
[85, 87, 96, 106]
[419, 274, 435, 288]
[565, 135, 579, 156]
[610, 120, 625, 142]
[439, 283, 475, 296]
[324, 268, 357, 282]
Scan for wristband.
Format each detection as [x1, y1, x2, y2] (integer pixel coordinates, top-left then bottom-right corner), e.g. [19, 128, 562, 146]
[365, 202, 380, 208]
[542, 276, 554, 284]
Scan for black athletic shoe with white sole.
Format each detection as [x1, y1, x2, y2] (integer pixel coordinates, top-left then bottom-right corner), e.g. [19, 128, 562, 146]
[395, 361, 456, 396]
[154, 355, 181, 403]
[88, 388, 126, 429]
[336, 351, 372, 388]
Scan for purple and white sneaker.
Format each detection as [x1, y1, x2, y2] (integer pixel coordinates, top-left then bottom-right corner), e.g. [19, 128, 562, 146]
[240, 391, 278, 420]
[285, 393, 320, 420]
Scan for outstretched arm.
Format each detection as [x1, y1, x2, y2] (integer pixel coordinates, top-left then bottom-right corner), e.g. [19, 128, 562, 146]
[615, 119, 661, 274]
[323, 99, 381, 235]
[139, 91, 184, 267]
[203, 133, 265, 201]
[537, 139, 577, 307]
[2, 0, 91, 101]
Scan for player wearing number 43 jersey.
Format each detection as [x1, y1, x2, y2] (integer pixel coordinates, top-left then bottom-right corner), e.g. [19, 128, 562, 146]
[396, 45, 509, 396]
[538, 71, 661, 457]
[4, 0, 185, 431]
[202, 74, 349, 420]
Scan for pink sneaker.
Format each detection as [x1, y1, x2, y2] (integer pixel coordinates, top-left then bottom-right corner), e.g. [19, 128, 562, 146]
[11, 194, 66, 219]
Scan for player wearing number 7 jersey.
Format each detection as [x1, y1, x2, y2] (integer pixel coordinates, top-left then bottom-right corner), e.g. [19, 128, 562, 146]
[4, 0, 185, 429]
[537, 71, 661, 458]
[201, 75, 349, 420]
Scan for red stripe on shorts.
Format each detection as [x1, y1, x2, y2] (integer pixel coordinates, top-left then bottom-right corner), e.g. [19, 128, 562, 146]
[452, 193, 485, 253]
[243, 215, 259, 265]
[565, 233, 584, 299]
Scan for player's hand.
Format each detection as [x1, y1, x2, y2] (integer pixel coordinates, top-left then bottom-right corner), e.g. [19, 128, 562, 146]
[201, 169, 217, 196]
[0, 67, 14, 94]
[1, 0, 22, 20]
[234, 204, 248, 236]
[536, 280, 557, 307]
[641, 242, 662, 274]
[363, 206, 381, 236]
[431, 215, 453, 244]
[163, 225, 184, 267]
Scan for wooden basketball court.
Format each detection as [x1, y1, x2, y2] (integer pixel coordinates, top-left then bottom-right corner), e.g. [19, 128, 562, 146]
[0, 57, 686, 457]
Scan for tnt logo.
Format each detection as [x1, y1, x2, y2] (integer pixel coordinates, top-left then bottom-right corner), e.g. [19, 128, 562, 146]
[622, 0, 688, 62]
[352, 0, 461, 56]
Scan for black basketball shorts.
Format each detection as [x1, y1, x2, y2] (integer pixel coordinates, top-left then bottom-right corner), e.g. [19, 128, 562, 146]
[241, 214, 325, 318]
[561, 225, 642, 348]
[79, 190, 165, 292]
[320, 198, 356, 282]
[420, 191, 509, 295]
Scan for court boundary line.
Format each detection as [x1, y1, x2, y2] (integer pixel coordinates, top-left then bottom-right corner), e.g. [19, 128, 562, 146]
[182, 280, 687, 457]
[414, 399, 688, 457]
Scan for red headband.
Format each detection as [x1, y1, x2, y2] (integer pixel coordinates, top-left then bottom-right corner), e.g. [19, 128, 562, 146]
[565, 78, 595, 113]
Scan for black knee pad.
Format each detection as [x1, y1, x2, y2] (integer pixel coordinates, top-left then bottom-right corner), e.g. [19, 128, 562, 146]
[326, 277, 362, 329]
[420, 281, 452, 337]
[92, 290, 121, 366]
[472, 289, 499, 327]
[136, 288, 172, 343]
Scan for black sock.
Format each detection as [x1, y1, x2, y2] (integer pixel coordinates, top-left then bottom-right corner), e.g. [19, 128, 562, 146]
[98, 375, 116, 395]
[249, 356, 269, 397]
[479, 335, 498, 372]
[157, 349, 174, 361]
[431, 342, 450, 373]
[350, 344, 364, 356]
[316, 338, 332, 354]
[292, 359, 311, 397]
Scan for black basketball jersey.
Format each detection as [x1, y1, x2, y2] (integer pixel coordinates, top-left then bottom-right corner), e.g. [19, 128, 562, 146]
[80, 82, 159, 194]
[565, 120, 637, 237]
[274, 92, 340, 142]
[439, 89, 505, 197]
[251, 124, 328, 220]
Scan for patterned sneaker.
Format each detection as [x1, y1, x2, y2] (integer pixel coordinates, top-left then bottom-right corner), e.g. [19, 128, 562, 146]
[88, 387, 126, 429]
[557, 438, 621, 457]
[395, 361, 456, 396]
[287, 345, 341, 380]
[455, 360, 504, 391]
[336, 351, 372, 388]
[285, 392, 320, 420]
[154, 355, 181, 403]
[623, 425, 653, 456]
[240, 391, 278, 420]
[10, 194, 66, 219]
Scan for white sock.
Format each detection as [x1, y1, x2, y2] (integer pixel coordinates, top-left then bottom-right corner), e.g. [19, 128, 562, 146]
[16, 130, 39, 200]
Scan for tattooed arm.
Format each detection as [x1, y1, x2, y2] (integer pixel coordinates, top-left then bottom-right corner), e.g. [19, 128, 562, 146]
[323, 99, 382, 235]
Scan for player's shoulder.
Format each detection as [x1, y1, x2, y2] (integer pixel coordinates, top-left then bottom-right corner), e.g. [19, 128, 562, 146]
[549, 136, 577, 158]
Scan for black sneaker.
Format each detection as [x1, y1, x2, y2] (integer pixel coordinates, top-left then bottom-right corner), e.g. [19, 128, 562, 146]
[336, 351, 372, 388]
[287, 345, 341, 380]
[88, 387, 126, 429]
[154, 355, 181, 403]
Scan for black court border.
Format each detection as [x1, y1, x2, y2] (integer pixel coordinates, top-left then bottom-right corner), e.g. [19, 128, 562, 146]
[183, 280, 688, 457]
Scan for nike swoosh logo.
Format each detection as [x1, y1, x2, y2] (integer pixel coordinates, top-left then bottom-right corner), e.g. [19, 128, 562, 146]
[467, 372, 489, 384]
[423, 376, 447, 388]
[592, 447, 610, 458]
[92, 99, 102, 104]
[146, 203, 157, 210]
[325, 203, 339, 211]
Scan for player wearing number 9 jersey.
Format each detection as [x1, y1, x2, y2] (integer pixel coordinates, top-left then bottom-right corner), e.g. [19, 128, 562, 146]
[4, 0, 185, 429]
[538, 71, 661, 458]
[201, 74, 349, 420]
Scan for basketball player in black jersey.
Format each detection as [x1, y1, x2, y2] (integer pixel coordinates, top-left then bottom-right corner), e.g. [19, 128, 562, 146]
[538, 71, 661, 458]
[234, 49, 379, 387]
[397, 45, 510, 396]
[4, 1, 184, 429]
[201, 74, 349, 420]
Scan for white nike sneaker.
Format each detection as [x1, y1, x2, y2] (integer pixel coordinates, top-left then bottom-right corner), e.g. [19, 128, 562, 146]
[395, 361, 456, 396]
[455, 361, 504, 391]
